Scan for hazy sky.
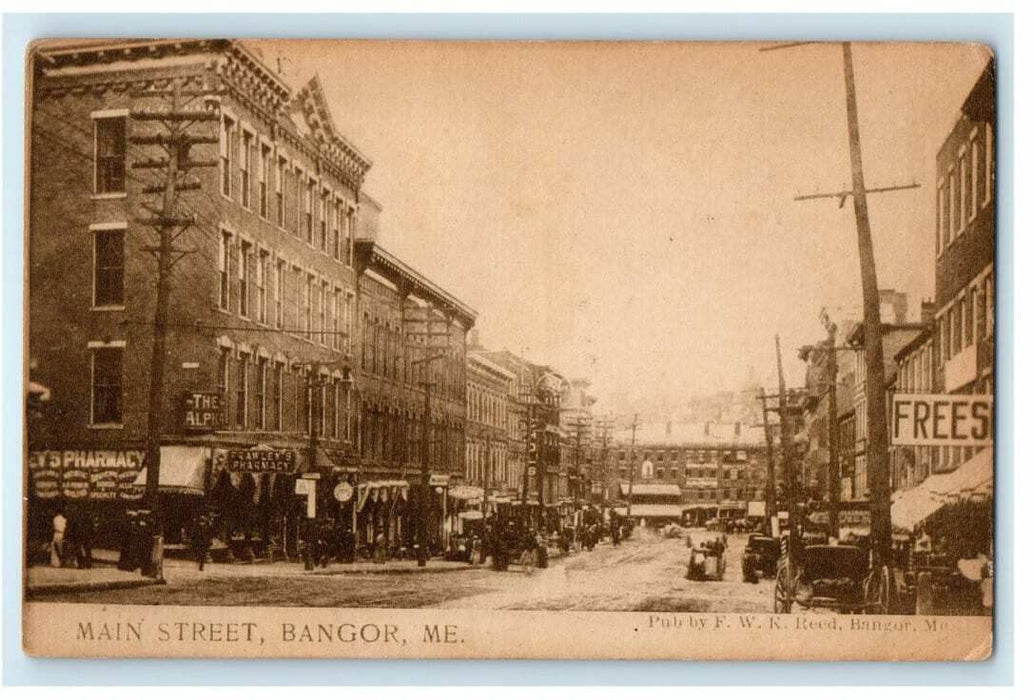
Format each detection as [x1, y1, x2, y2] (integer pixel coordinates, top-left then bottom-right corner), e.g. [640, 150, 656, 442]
[253, 40, 989, 408]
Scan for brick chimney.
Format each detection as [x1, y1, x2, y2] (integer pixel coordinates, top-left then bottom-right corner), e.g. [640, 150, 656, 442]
[920, 298, 936, 325]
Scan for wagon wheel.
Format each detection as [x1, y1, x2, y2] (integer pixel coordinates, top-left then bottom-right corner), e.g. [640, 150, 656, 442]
[865, 564, 891, 615]
[774, 563, 793, 614]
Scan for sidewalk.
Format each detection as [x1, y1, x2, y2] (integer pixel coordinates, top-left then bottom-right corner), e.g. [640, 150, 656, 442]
[28, 546, 573, 592]
[25, 564, 163, 595]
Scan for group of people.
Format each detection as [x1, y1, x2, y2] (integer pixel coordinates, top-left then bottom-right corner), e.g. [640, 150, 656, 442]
[47, 508, 96, 569]
[485, 518, 549, 573]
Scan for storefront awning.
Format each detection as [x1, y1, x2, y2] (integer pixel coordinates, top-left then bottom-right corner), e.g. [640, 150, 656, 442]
[448, 485, 484, 501]
[356, 480, 409, 511]
[891, 448, 992, 530]
[133, 446, 208, 496]
[629, 504, 683, 518]
[619, 482, 683, 497]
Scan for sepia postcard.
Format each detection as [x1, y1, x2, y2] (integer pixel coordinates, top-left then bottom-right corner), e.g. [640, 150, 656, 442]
[22, 39, 996, 661]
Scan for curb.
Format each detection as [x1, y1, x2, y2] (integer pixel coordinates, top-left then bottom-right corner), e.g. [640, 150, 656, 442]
[27, 577, 165, 596]
[307, 564, 487, 576]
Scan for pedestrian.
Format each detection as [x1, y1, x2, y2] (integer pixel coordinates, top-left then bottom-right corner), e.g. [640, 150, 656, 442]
[519, 528, 536, 575]
[79, 513, 96, 569]
[189, 512, 213, 572]
[375, 529, 387, 564]
[50, 507, 67, 568]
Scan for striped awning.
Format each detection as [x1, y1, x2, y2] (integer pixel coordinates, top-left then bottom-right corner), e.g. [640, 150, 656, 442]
[891, 448, 992, 529]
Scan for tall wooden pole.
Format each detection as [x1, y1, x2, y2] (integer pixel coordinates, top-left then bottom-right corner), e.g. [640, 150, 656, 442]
[775, 335, 799, 579]
[825, 324, 841, 540]
[625, 414, 639, 519]
[417, 379, 432, 567]
[759, 392, 777, 536]
[841, 42, 892, 562]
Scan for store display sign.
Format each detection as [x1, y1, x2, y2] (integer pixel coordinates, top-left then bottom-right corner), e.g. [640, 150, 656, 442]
[891, 394, 993, 447]
[226, 449, 296, 473]
[28, 450, 144, 500]
[183, 392, 224, 432]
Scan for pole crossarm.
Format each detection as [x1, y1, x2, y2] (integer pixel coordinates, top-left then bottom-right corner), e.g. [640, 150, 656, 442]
[794, 182, 920, 207]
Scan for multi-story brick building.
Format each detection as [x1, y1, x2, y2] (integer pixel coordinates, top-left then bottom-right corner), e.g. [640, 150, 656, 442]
[931, 60, 995, 472]
[465, 350, 514, 499]
[610, 422, 768, 524]
[351, 241, 476, 553]
[26, 40, 476, 558]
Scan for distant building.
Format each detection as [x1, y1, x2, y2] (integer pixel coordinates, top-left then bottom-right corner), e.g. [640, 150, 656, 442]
[465, 351, 514, 497]
[610, 422, 768, 524]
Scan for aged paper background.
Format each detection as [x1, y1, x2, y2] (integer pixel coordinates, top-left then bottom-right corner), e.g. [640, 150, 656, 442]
[23, 39, 996, 660]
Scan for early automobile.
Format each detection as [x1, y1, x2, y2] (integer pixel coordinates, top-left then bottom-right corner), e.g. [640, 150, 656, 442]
[741, 534, 780, 583]
[686, 536, 727, 581]
[774, 544, 890, 614]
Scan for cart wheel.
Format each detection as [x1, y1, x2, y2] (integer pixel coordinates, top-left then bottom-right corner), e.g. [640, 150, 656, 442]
[774, 563, 793, 614]
[865, 564, 891, 615]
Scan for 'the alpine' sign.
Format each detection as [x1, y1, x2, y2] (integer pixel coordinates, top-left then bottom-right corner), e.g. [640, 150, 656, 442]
[891, 394, 993, 447]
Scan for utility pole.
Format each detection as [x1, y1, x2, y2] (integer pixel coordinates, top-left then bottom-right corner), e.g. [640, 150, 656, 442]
[302, 368, 329, 571]
[823, 318, 841, 540]
[572, 416, 591, 511]
[131, 79, 219, 578]
[411, 353, 445, 568]
[761, 40, 915, 566]
[625, 413, 639, 519]
[775, 335, 800, 580]
[840, 42, 893, 563]
[596, 416, 613, 505]
[482, 430, 492, 513]
[758, 391, 777, 536]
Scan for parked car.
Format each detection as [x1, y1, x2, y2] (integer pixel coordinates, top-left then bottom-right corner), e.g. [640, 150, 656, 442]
[741, 534, 781, 583]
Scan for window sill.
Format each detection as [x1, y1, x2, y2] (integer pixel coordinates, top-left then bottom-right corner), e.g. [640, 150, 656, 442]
[90, 192, 127, 201]
[89, 423, 124, 430]
[91, 305, 126, 312]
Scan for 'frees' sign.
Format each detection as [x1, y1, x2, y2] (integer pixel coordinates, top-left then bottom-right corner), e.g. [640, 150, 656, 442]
[891, 394, 993, 447]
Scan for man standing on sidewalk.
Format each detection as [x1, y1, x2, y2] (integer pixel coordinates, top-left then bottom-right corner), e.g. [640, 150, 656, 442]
[189, 512, 213, 572]
[50, 507, 67, 568]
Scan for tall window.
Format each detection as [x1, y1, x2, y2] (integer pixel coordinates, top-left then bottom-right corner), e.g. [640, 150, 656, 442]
[344, 208, 354, 267]
[256, 250, 269, 324]
[319, 281, 328, 346]
[332, 200, 342, 261]
[236, 353, 250, 428]
[305, 273, 315, 340]
[220, 115, 234, 198]
[985, 275, 994, 338]
[319, 190, 329, 253]
[936, 182, 946, 255]
[91, 346, 123, 424]
[953, 300, 963, 355]
[94, 116, 126, 194]
[272, 361, 284, 431]
[93, 228, 124, 306]
[259, 143, 271, 219]
[256, 356, 268, 430]
[304, 179, 314, 244]
[274, 259, 285, 329]
[238, 241, 251, 317]
[240, 130, 253, 208]
[975, 285, 986, 346]
[294, 169, 304, 236]
[219, 231, 232, 311]
[332, 288, 341, 351]
[984, 123, 994, 207]
[295, 268, 305, 338]
[965, 288, 975, 347]
[217, 347, 230, 415]
[969, 130, 980, 222]
[276, 156, 287, 227]
[956, 152, 966, 236]
[949, 168, 959, 239]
